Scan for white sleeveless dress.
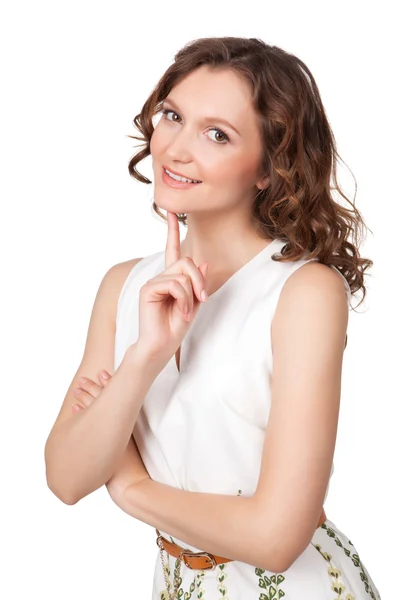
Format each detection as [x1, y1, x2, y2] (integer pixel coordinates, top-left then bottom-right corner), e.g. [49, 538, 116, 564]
[114, 238, 381, 600]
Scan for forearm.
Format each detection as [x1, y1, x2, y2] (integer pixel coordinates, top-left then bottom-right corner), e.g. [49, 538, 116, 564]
[45, 345, 160, 504]
[118, 480, 273, 571]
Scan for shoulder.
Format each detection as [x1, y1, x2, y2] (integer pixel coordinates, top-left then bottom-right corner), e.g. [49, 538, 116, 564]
[271, 261, 349, 347]
[97, 257, 145, 316]
[281, 260, 348, 300]
[105, 257, 145, 284]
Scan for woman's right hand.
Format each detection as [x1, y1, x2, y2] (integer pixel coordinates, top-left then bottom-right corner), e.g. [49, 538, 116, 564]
[132, 211, 209, 368]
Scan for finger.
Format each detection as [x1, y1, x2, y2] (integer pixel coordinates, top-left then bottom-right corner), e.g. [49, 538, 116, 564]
[165, 211, 180, 269]
[175, 274, 195, 313]
[76, 377, 103, 399]
[199, 261, 208, 279]
[169, 279, 191, 317]
[141, 277, 190, 317]
[99, 371, 112, 386]
[162, 257, 208, 304]
[73, 387, 94, 407]
[154, 273, 194, 314]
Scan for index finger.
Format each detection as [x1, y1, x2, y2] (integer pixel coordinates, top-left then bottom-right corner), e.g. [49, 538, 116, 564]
[165, 211, 180, 268]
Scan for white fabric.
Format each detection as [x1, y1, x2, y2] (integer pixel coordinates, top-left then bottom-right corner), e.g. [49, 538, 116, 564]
[114, 240, 381, 599]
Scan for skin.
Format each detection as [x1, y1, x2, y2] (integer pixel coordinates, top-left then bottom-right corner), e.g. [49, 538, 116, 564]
[71, 67, 349, 572]
[150, 64, 272, 294]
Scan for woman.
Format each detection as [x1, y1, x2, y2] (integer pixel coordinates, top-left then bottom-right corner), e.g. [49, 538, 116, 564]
[45, 37, 381, 599]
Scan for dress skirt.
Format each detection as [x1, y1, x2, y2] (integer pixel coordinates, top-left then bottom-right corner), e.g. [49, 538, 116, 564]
[152, 517, 381, 599]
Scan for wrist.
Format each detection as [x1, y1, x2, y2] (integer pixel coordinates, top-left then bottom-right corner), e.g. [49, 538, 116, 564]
[123, 476, 151, 505]
[123, 341, 164, 377]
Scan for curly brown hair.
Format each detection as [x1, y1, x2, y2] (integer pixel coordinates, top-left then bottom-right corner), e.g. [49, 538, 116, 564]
[127, 36, 373, 309]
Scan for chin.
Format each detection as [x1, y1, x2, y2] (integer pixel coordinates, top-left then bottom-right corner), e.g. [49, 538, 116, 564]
[154, 194, 185, 211]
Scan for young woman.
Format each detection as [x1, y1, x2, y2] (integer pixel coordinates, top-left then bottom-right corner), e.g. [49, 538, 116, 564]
[45, 37, 381, 599]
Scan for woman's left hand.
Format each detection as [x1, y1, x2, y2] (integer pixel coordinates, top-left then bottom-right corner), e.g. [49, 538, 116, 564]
[71, 370, 151, 495]
[71, 370, 111, 413]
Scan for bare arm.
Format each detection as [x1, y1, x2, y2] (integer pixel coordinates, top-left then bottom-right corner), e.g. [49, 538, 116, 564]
[45, 346, 158, 505]
[254, 262, 348, 571]
[102, 263, 347, 573]
[44, 259, 160, 505]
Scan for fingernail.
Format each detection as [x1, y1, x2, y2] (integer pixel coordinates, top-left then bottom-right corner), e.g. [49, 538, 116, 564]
[201, 290, 208, 302]
[101, 371, 109, 379]
[72, 404, 81, 412]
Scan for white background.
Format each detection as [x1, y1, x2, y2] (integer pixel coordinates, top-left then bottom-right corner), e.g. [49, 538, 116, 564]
[1, 1, 409, 598]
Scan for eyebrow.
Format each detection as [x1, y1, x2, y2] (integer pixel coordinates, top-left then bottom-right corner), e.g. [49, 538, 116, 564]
[162, 97, 241, 136]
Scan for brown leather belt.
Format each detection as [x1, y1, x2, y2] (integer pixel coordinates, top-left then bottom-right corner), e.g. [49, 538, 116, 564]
[156, 506, 327, 571]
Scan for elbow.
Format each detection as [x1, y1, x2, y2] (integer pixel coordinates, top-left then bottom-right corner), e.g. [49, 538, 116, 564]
[60, 493, 80, 506]
[269, 556, 293, 575]
[45, 463, 80, 506]
[46, 476, 79, 505]
[259, 529, 305, 573]
[254, 513, 295, 574]
[258, 548, 293, 575]
[45, 446, 81, 505]
[257, 522, 300, 573]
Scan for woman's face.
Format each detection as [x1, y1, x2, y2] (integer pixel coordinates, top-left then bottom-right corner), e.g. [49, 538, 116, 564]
[150, 65, 268, 217]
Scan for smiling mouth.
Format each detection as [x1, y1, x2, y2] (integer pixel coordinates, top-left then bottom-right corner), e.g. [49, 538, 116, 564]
[163, 167, 202, 184]
[162, 168, 202, 189]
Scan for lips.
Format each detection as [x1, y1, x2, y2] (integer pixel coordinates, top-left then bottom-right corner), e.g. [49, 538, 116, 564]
[163, 165, 202, 183]
[162, 168, 201, 189]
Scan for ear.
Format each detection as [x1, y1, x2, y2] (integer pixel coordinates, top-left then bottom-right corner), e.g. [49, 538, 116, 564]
[256, 174, 270, 190]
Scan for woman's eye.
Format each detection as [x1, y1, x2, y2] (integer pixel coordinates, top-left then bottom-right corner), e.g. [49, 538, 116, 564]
[161, 109, 181, 123]
[161, 109, 229, 144]
[206, 129, 229, 144]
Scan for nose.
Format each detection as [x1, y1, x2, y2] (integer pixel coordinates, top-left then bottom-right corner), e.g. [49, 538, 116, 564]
[165, 125, 196, 163]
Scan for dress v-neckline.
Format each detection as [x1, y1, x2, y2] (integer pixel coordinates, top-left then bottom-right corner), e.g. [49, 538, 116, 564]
[172, 238, 282, 374]
[175, 345, 182, 373]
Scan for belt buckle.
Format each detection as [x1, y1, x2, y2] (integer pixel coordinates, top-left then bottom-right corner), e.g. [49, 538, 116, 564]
[181, 549, 217, 570]
[156, 533, 165, 549]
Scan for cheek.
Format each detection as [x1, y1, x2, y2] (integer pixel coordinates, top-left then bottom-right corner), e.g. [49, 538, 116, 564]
[207, 153, 259, 189]
[149, 128, 161, 158]
[150, 123, 174, 158]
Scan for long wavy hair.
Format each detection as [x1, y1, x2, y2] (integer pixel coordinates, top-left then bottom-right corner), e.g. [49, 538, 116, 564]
[127, 36, 373, 309]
